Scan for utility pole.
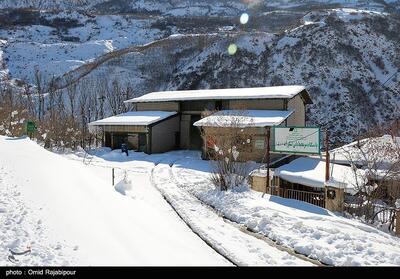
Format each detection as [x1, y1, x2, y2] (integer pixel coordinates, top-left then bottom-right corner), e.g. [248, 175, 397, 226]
[263, 127, 271, 197]
[325, 129, 330, 182]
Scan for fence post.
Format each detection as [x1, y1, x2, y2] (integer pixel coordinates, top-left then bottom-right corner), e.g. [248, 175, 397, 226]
[276, 177, 280, 196]
[112, 168, 115, 186]
[396, 210, 400, 237]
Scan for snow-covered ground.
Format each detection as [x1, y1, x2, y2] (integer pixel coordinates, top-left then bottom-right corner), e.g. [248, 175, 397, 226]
[151, 157, 312, 266]
[61, 146, 400, 266]
[61, 148, 313, 266]
[0, 136, 230, 266]
[2, 137, 400, 266]
[171, 156, 400, 266]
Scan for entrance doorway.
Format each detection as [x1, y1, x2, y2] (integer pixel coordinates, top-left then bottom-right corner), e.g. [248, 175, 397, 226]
[109, 133, 147, 152]
[112, 134, 126, 150]
[190, 115, 203, 150]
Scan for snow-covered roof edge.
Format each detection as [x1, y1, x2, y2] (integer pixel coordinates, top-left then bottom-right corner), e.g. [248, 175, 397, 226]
[193, 110, 295, 128]
[88, 111, 177, 127]
[124, 86, 312, 104]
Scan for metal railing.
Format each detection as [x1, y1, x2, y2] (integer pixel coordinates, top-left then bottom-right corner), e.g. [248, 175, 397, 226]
[266, 186, 325, 208]
[344, 202, 398, 232]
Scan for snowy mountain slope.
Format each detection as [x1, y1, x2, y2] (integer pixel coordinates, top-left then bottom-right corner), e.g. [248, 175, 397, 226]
[0, 136, 230, 266]
[1, 0, 399, 14]
[52, 32, 273, 91]
[0, 8, 287, 84]
[0, 9, 167, 84]
[1, 2, 398, 85]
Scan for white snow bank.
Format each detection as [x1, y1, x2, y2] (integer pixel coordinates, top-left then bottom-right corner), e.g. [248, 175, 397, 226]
[193, 110, 294, 128]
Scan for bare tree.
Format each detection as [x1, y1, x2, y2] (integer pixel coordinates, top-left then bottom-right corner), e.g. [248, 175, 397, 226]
[1, 71, 136, 151]
[65, 76, 78, 120]
[341, 124, 400, 231]
[34, 67, 46, 121]
[199, 110, 255, 191]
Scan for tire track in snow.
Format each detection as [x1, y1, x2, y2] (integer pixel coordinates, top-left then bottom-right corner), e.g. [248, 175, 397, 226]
[150, 158, 313, 266]
[149, 162, 237, 266]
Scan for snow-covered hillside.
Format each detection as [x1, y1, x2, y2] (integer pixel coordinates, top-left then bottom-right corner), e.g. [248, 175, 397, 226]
[0, 10, 165, 83]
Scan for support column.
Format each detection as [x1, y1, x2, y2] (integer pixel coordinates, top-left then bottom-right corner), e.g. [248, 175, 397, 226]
[250, 171, 267, 193]
[325, 185, 344, 212]
[111, 132, 114, 149]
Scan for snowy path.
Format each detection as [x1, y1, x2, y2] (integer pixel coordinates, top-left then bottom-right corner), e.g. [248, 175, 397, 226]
[150, 158, 313, 266]
[171, 157, 400, 266]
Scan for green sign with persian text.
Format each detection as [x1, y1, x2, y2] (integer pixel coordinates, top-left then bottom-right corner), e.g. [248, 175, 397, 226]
[272, 126, 321, 155]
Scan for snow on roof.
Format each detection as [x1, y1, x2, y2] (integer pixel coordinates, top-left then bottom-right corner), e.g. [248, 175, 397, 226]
[193, 110, 294, 128]
[125, 86, 309, 103]
[274, 157, 366, 194]
[88, 111, 177, 126]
